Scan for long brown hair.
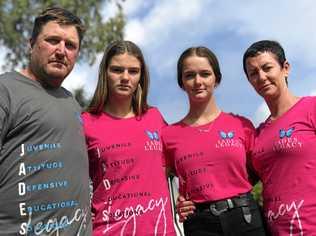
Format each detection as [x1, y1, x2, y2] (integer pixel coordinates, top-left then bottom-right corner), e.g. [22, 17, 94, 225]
[87, 40, 149, 115]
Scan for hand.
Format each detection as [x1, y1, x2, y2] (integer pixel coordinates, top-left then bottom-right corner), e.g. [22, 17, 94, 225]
[176, 195, 196, 222]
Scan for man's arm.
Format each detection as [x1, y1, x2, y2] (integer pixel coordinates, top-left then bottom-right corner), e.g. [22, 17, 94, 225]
[0, 82, 10, 151]
[0, 81, 11, 184]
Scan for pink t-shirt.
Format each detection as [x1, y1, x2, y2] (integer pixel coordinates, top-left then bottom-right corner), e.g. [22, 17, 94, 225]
[82, 108, 176, 236]
[252, 96, 316, 235]
[162, 112, 254, 202]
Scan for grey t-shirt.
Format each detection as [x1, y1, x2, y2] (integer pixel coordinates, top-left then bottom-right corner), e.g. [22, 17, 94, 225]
[0, 72, 92, 235]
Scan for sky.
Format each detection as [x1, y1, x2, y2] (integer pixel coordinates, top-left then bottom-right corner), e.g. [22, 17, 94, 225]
[2, 0, 316, 126]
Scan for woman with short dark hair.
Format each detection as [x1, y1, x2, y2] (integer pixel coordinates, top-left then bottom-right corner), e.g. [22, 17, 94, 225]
[243, 40, 316, 235]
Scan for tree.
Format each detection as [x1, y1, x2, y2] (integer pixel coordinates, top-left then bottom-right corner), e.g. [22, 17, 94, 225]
[0, 0, 125, 70]
[73, 86, 90, 110]
[252, 181, 263, 206]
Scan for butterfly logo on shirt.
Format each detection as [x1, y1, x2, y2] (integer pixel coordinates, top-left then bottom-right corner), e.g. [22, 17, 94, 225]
[219, 131, 234, 139]
[279, 127, 295, 139]
[145, 130, 160, 141]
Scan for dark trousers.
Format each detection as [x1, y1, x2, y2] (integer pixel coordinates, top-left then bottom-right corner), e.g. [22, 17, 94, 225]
[183, 196, 267, 236]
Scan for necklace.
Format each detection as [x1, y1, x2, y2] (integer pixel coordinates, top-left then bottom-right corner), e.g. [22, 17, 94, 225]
[194, 112, 220, 133]
[184, 110, 221, 133]
[197, 121, 214, 133]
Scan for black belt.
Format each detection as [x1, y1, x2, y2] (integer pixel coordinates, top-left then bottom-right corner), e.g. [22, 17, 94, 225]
[195, 193, 252, 223]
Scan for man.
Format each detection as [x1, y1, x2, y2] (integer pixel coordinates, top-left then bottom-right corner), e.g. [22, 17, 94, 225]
[0, 7, 92, 235]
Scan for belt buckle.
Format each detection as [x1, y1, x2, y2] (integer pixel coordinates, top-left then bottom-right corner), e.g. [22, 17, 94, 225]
[209, 204, 227, 216]
[227, 199, 234, 209]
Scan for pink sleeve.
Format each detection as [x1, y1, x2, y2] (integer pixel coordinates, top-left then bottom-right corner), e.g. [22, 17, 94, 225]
[161, 145, 167, 167]
[242, 118, 255, 156]
[161, 130, 174, 170]
[87, 148, 104, 191]
[309, 96, 316, 129]
[161, 137, 168, 167]
[81, 112, 104, 190]
[153, 108, 169, 167]
[240, 116, 259, 184]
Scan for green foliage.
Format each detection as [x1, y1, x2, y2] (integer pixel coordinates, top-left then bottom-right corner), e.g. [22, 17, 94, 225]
[73, 86, 90, 109]
[0, 0, 125, 70]
[252, 181, 263, 206]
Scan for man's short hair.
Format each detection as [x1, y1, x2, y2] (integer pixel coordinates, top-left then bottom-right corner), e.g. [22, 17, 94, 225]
[31, 7, 85, 47]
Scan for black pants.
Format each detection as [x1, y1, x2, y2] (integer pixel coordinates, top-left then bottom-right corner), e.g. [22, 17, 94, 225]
[183, 196, 267, 236]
